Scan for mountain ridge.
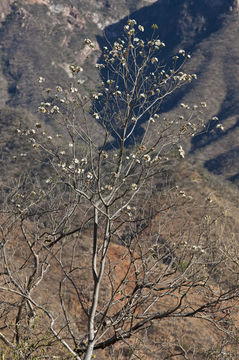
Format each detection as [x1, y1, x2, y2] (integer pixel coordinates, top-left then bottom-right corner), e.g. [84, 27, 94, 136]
[0, 0, 238, 184]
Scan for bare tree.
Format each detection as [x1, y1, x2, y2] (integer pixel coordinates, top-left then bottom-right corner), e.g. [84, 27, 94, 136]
[1, 20, 238, 359]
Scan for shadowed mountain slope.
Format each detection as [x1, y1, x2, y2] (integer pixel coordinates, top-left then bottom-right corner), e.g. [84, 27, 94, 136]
[101, 0, 239, 185]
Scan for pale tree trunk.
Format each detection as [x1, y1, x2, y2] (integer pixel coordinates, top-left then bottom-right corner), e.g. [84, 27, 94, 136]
[84, 207, 110, 360]
[83, 342, 95, 360]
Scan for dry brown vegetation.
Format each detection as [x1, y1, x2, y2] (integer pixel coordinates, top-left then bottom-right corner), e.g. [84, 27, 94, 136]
[1, 160, 239, 359]
[0, 3, 239, 358]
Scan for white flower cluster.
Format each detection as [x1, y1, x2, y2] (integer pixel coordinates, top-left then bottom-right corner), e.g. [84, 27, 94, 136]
[107, 79, 115, 85]
[70, 87, 78, 93]
[179, 190, 186, 197]
[154, 40, 165, 48]
[113, 90, 122, 96]
[95, 63, 105, 69]
[105, 40, 125, 62]
[50, 105, 60, 114]
[178, 145, 185, 159]
[38, 76, 45, 83]
[216, 123, 224, 131]
[174, 72, 197, 82]
[128, 19, 137, 26]
[69, 64, 83, 73]
[143, 154, 151, 162]
[178, 49, 191, 59]
[179, 49, 185, 56]
[93, 113, 100, 119]
[124, 20, 144, 36]
[99, 21, 168, 70]
[38, 102, 60, 114]
[92, 92, 103, 99]
[87, 172, 93, 180]
[57, 156, 89, 177]
[140, 93, 147, 99]
[56, 85, 63, 92]
[38, 102, 51, 113]
[180, 103, 191, 110]
[151, 57, 158, 64]
[84, 38, 95, 48]
[105, 184, 112, 191]
[191, 245, 206, 254]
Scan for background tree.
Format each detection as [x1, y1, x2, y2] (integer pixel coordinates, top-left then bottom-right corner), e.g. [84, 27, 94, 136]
[1, 20, 239, 360]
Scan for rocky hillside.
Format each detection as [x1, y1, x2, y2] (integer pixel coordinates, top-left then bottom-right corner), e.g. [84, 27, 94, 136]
[0, 0, 13, 21]
[0, 0, 238, 185]
[0, 2, 239, 358]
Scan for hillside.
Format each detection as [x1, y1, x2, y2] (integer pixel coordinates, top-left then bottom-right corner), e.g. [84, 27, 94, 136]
[1, 1, 239, 359]
[99, 1, 239, 184]
[1, 156, 239, 359]
[0, 0, 238, 185]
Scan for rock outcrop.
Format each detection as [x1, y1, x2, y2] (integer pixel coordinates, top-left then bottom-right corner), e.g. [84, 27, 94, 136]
[233, 0, 239, 10]
[0, 0, 14, 21]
